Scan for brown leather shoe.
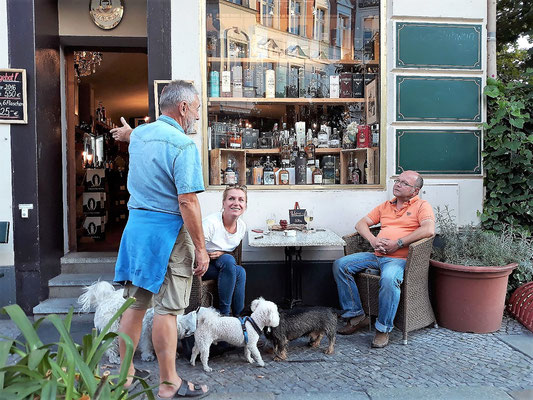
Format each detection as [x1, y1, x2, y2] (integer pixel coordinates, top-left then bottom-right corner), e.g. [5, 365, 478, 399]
[337, 315, 369, 335]
[371, 331, 389, 348]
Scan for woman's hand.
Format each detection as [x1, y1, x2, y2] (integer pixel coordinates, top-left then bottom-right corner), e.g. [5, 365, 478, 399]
[208, 251, 226, 260]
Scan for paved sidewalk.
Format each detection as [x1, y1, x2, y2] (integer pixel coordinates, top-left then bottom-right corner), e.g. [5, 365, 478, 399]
[1, 312, 532, 399]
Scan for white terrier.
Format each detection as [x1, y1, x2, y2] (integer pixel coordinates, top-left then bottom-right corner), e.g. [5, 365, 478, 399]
[78, 281, 197, 364]
[190, 297, 280, 372]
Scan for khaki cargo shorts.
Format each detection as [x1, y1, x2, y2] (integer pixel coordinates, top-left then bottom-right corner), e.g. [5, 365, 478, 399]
[123, 226, 194, 316]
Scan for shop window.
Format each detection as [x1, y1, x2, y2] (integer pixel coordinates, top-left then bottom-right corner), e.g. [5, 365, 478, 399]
[206, 0, 381, 189]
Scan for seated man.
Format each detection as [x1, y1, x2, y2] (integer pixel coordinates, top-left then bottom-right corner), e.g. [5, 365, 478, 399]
[332, 170, 435, 348]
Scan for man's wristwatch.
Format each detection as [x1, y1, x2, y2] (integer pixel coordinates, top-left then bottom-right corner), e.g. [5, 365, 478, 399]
[397, 238, 404, 248]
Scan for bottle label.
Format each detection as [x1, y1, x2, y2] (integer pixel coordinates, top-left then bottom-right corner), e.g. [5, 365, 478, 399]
[221, 71, 231, 94]
[280, 171, 289, 185]
[224, 171, 236, 185]
[264, 172, 275, 185]
[314, 175, 323, 184]
[265, 70, 275, 98]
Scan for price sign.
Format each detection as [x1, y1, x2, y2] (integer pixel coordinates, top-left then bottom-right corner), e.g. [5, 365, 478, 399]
[0, 68, 27, 124]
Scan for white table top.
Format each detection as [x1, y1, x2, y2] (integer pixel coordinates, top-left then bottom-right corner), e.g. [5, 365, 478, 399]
[247, 228, 346, 248]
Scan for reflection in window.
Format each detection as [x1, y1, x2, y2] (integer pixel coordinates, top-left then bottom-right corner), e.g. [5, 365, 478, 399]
[261, 0, 275, 28]
[338, 14, 350, 48]
[314, 8, 326, 41]
[289, 0, 302, 35]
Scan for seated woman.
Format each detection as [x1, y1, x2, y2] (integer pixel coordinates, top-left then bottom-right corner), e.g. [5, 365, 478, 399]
[202, 184, 247, 316]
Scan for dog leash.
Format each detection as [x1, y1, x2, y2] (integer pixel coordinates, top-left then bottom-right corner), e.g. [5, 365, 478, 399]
[238, 316, 262, 344]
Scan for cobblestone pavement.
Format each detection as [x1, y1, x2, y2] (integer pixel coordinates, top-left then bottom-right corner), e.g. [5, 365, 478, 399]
[129, 313, 532, 397]
[2, 313, 532, 399]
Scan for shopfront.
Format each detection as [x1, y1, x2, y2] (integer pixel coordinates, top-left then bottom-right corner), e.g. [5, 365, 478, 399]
[0, 0, 487, 311]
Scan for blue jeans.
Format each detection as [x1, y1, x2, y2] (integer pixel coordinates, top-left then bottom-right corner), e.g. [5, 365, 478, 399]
[332, 252, 406, 333]
[203, 253, 246, 316]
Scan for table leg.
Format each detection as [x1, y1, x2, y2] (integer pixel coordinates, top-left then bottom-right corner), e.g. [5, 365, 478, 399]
[285, 246, 303, 309]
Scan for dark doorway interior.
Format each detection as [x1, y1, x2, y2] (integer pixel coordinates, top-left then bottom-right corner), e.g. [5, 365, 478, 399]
[66, 51, 149, 252]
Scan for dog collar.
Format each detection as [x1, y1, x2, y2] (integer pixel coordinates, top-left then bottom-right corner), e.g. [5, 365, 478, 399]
[238, 316, 262, 344]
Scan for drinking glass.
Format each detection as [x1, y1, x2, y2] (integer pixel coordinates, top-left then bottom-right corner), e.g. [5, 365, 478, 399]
[266, 213, 276, 231]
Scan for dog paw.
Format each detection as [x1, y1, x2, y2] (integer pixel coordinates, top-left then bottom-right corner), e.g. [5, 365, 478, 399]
[141, 353, 155, 362]
[203, 366, 213, 373]
[257, 361, 265, 367]
[324, 348, 334, 355]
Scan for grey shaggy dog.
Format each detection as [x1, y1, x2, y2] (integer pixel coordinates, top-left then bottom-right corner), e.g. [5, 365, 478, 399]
[264, 307, 337, 361]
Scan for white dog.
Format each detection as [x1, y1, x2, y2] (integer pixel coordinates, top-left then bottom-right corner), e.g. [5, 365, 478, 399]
[78, 281, 197, 364]
[190, 297, 280, 372]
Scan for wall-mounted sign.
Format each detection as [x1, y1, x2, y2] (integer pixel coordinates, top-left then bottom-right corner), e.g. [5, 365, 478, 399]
[0, 68, 27, 124]
[89, 0, 124, 30]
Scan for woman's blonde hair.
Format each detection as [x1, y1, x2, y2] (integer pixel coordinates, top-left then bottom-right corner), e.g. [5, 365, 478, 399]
[222, 184, 247, 203]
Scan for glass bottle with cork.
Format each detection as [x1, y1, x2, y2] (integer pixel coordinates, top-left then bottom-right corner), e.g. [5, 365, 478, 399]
[312, 159, 323, 184]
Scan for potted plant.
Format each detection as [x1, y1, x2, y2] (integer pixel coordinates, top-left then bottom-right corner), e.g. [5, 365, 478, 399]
[430, 207, 533, 333]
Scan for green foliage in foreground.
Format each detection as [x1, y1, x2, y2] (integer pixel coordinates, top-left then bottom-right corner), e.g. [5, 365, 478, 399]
[0, 299, 156, 400]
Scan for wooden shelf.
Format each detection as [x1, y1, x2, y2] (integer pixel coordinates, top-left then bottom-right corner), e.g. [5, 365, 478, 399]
[207, 57, 379, 66]
[246, 148, 280, 155]
[209, 97, 364, 104]
[315, 148, 341, 155]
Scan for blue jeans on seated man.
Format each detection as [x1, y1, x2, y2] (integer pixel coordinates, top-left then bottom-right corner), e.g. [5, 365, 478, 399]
[203, 253, 246, 316]
[332, 252, 406, 333]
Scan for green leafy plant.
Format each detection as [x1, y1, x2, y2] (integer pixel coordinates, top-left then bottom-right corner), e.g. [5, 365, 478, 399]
[481, 70, 533, 235]
[0, 298, 156, 400]
[433, 207, 533, 294]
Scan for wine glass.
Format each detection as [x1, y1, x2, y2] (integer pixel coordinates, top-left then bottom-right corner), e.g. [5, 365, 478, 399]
[304, 210, 314, 231]
[266, 213, 276, 231]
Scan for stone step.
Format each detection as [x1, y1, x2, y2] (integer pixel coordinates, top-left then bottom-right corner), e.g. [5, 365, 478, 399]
[61, 252, 117, 274]
[33, 297, 95, 321]
[48, 273, 119, 298]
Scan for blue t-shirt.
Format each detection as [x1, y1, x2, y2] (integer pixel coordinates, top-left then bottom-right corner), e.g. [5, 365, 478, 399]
[127, 115, 205, 215]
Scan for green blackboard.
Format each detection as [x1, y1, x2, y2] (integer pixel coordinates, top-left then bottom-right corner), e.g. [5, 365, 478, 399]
[396, 23, 481, 69]
[396, 130, 481, 174]
[396, 76, 482, 122]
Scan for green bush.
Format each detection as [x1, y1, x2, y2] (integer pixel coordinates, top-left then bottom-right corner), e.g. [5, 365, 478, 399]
[481, 70, 533, 235]
[0, 299, 156, 400]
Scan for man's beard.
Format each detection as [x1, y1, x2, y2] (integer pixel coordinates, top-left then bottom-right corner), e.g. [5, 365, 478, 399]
[184, 115, 196, 134]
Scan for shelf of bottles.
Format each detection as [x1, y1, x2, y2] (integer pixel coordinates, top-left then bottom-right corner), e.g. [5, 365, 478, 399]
[205, 3, 381, 188]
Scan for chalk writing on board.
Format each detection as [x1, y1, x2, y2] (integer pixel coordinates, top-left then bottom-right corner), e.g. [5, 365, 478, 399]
[0, 69, 27, 124]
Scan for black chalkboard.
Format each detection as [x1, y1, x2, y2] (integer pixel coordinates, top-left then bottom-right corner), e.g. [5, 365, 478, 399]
[0, 69, 27, 124]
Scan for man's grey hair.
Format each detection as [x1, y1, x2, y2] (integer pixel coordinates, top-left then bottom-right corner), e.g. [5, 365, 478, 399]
[159, 80, 198, 112]
[415, 175, 424, 189]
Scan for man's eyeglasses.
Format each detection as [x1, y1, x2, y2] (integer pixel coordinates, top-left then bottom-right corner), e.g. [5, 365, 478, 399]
[393, 179, 417, 188]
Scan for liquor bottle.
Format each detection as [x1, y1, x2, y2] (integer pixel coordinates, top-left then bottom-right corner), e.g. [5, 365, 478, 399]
[371, 124, 380, 147]
[357, 125, 371, 148]
[363, 159, 369, 184]
[272, 123, 280, 148]
[304, 130, 315, 166]
[329, 75, 340, 98]
[229, 125, 242, 149]
[232, 65, 243, 98]
[290, 140, 299, 167]
[281, 137, 291, 166]
[265, 68, 275, 98]
[101, 106, 106, 122]
[224, 159, 236, 185]
[353, 160, 362, 184]
[263, 156, 276, 185]
[347, 153, 355, 184]
[279, 162, 290, 185]
[322, 155, 335, 184]
[317, 127, 329, 148]
[295, 151, 307, 185]
[329, 128, 341, 148]
[309, 72, 319, 98]
[252, 160, 263, 185]
[312, 159, 323, 184]
[221, 66, 231, 97]
[210, 70, 220, 97]
[295, 122, 306, 149]
[254, 64, 265, 98]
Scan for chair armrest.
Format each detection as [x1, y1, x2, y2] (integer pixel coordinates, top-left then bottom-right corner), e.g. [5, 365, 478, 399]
[342, 227, 380, 256]
[229, 241, 243, 265]
[403, 236, 435, 279]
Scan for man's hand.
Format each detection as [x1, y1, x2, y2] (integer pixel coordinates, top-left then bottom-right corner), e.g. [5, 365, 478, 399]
[208, 251, 225, 260]
[194, 248, 210, 277]
[110, 117, 133, 143]
[374, 238, 399, 255]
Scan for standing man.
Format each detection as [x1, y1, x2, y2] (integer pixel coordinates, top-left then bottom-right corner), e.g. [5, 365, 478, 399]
[332, 170, 435, 348]
[114, 80, 210, 398]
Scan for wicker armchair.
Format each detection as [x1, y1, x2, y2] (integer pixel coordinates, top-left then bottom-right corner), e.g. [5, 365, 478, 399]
[185, 242, 242, 313]
[342, 232, 436, 344]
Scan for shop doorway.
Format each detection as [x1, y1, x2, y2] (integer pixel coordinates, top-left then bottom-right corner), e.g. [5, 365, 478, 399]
[64, 49, 149, 252]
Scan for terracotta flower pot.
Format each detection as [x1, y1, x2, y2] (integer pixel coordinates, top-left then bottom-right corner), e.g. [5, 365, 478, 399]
[430, 259, 517, 333]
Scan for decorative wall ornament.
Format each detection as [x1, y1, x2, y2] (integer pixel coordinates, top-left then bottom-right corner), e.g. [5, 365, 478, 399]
[89, 0, 124, 30]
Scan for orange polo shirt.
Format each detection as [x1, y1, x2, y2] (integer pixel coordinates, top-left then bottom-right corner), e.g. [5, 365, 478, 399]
[367, 195, 435, 259]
